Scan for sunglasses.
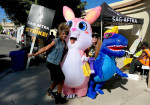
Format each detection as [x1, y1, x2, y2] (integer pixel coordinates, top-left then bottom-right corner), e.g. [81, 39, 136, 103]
[70, 37, 77, 40]
[104, 33, 115, 39]
[92, 36, 98, 38]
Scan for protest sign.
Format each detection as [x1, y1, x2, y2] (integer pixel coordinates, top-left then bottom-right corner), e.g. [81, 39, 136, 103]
[25, 4, 55, 38]
[26, 4, 55, 69]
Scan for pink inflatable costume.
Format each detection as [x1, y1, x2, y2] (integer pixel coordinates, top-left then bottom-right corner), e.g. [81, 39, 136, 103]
[62, 6, 101, 98]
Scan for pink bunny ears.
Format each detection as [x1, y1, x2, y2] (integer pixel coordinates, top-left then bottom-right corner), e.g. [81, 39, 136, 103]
[63, 6, 101, 24]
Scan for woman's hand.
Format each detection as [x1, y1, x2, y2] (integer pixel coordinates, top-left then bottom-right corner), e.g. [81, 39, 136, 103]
[28, 54, 34, 58]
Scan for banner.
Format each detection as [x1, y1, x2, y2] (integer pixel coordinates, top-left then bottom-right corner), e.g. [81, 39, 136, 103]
[25, 4, 55, 38]
[96, 2, 144, 25]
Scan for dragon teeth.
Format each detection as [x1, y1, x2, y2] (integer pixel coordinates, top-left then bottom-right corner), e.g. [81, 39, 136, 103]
[110, 49, 125, 51]
[107, 45, 127, 47]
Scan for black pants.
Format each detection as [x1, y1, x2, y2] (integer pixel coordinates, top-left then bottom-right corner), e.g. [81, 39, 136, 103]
[46, 62, 65, 82]
[129, 59, 142, 74]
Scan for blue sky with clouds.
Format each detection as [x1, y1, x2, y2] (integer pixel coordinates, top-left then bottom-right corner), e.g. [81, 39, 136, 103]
[0, 0, 122, 23]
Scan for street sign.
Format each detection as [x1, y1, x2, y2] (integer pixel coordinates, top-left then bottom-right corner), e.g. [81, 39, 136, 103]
[25, 4, 55, 38]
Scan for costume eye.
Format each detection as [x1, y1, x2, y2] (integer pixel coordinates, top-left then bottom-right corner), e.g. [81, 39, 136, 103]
[79, 21, 87, 31]
[67, 21, 73, 28]
[104, 33, 114, 39]
[105, 33, 112, 37]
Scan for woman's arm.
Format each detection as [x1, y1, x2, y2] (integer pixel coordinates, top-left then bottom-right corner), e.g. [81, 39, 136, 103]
[28, 41, 55, 57]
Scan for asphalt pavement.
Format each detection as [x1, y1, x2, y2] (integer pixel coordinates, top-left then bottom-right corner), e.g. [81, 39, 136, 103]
[0, 34, 18, 73]
[0, 57, 150, 105]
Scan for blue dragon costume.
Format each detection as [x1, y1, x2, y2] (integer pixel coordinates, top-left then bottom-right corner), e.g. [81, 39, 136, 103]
[87, 27, 128, 99]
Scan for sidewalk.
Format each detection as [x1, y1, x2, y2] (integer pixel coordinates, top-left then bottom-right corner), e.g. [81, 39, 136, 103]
[0, 60, 150, 105]
[0, 34, 16, 40]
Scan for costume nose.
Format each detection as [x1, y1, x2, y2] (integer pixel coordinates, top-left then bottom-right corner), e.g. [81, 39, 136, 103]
[72, 28, 76, 32]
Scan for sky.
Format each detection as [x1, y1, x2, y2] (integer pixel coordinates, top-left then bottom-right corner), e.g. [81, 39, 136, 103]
[0, 7, 11, 23]
[82, 0, 123, 9]
[0, 0, 122, 23]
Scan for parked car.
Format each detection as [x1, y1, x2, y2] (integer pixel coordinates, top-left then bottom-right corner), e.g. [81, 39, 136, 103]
[16, 26, 40, 51]
[16, 26, 30, 49]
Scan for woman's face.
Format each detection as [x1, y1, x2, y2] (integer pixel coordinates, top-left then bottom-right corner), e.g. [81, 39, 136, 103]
[92, 37, 98, 43]
[70, 37, 77, 44]
[60, 31, 68, 40]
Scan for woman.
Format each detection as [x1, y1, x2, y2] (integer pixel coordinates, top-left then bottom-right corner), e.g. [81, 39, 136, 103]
[28, 23, 69, 104]
[87, 34, 102, 74]
[88, 34, 102, 58]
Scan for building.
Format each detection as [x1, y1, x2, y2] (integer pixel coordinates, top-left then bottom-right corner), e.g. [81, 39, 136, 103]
[0, 22, 16, 33]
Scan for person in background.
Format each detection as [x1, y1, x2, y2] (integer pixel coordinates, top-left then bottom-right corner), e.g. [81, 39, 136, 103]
[28, 22, 69, 104]
[86, 33, 102, 74]
[129, 42, 150, 74]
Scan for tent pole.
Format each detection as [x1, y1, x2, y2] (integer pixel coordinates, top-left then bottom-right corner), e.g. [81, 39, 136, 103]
[140, 25, 143, 41]
[101, 20, 103, 42]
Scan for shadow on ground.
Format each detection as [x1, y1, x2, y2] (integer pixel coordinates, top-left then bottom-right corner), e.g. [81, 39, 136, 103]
[102, 74, 128, 93]
[0, 54, 11, 73]
[0, 63, 55, 105]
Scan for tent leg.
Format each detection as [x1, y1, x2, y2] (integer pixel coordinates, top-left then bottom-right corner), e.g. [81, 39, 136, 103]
[140, 25, 143, 41]
[101, 21, 103, 42]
